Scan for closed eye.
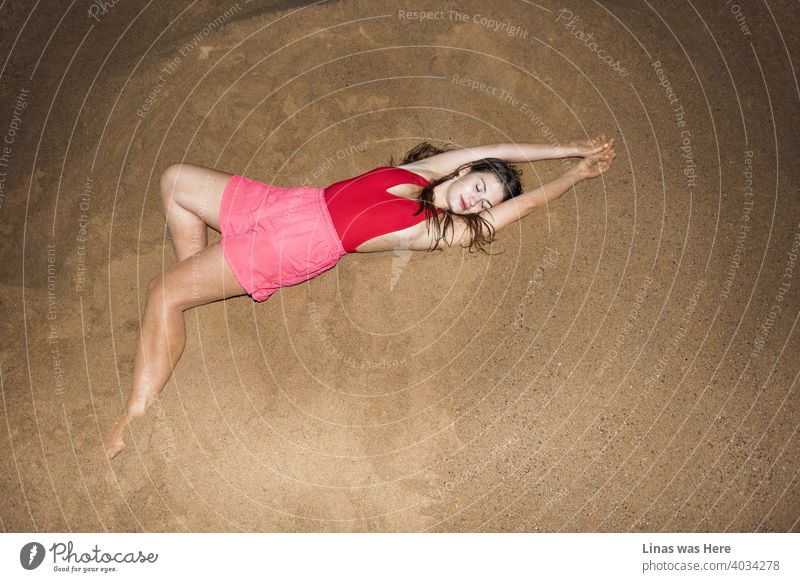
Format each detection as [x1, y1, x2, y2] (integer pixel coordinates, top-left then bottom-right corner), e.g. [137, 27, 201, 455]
[471, 179, 493, 211]
[480, 178, 492, 209]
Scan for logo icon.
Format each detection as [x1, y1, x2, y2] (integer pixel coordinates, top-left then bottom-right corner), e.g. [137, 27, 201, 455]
[20, 542, 45, 570]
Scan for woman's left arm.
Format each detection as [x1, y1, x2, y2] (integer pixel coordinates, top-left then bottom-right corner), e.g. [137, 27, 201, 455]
[452, 145, 616, 247]
[466, 169, 583, 242]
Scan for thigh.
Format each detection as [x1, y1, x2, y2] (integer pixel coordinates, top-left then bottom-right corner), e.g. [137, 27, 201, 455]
[160, 163, 233, 232]
[152, 242, 247, 311]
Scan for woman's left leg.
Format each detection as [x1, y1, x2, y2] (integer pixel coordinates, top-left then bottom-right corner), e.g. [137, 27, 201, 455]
[105, 242, 247, 460]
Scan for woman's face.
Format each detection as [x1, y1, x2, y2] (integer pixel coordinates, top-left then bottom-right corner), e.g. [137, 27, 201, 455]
[446, 169, 506, 215]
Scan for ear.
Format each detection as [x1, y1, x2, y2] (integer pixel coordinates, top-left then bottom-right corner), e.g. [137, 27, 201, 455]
[457, 165, 471, 178]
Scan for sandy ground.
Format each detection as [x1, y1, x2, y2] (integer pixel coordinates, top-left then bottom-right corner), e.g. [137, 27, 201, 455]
[0, 0, 798, 532]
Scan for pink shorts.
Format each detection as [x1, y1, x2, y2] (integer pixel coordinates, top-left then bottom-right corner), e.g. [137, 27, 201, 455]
[219, 175, 346, 302]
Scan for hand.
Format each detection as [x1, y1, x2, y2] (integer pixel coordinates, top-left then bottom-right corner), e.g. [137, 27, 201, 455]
[571, 141, 616, 179]
[569, 134, 615, 157]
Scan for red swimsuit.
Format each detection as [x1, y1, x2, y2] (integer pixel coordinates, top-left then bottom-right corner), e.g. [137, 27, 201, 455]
[323, 166, 442, 253]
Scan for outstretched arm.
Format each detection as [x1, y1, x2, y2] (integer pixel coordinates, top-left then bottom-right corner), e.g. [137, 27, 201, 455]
[498, 134, 612, 163]
[417, 135, 614, 175]
[451, 143, 617, 248]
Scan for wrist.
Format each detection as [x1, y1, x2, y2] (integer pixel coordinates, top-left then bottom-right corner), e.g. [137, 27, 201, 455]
[565, 165, 585, 182]
[564, 141, 581, 158]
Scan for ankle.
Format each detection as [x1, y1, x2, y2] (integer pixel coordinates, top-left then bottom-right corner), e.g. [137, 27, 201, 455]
[126, 402, 147, 419]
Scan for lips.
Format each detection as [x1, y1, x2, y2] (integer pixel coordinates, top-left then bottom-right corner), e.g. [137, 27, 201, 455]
[460, 196, 467, 211]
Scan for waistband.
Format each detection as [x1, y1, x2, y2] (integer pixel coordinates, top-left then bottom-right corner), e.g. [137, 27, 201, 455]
[313, 185, 347, 258]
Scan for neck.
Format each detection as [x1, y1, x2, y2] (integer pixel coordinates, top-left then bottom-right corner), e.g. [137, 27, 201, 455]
[430, 182, 450, 211]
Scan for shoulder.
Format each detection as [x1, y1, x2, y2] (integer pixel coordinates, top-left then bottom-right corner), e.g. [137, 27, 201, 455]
[395, 162, 442, 184]
[408, 210, 470, 251]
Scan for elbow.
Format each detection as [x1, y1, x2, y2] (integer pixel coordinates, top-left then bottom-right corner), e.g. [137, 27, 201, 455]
[522, 193, 544, 216]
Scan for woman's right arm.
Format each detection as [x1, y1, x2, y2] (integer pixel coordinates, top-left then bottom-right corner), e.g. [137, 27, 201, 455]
[415, 135, 613, 176]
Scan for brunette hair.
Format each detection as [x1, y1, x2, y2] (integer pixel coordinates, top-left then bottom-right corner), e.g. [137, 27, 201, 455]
[388, 142, 523, 253]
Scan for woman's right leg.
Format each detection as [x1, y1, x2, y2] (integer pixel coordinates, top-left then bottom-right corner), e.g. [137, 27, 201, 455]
[160, 163, 233, 261]
[105, 242, 247, 460]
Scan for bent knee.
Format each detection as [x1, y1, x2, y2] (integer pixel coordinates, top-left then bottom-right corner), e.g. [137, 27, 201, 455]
[160, 163, 186, 199]
[147, 270, 208, 313]
[146, 274, 180, 312]
[148, 274, 162, 294]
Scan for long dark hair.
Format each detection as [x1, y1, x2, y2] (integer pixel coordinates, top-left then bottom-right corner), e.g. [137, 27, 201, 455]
[388, 142, 523, 254]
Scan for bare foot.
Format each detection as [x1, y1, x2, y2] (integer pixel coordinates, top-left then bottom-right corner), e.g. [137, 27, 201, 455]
[570, 134, 615, 157]
[105, 414, 128, 460]
[573, 142, 617, 179]
[105, 412, 135, 460]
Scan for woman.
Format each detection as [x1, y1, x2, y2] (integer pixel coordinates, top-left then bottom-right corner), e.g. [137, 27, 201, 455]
[105, 136, 616, 459]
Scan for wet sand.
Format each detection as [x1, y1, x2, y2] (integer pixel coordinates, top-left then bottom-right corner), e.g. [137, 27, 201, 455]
[0, 0, 798, 531]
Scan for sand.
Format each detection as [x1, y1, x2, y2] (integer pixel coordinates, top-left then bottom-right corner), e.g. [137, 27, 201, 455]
[0, 0, 798, 532]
